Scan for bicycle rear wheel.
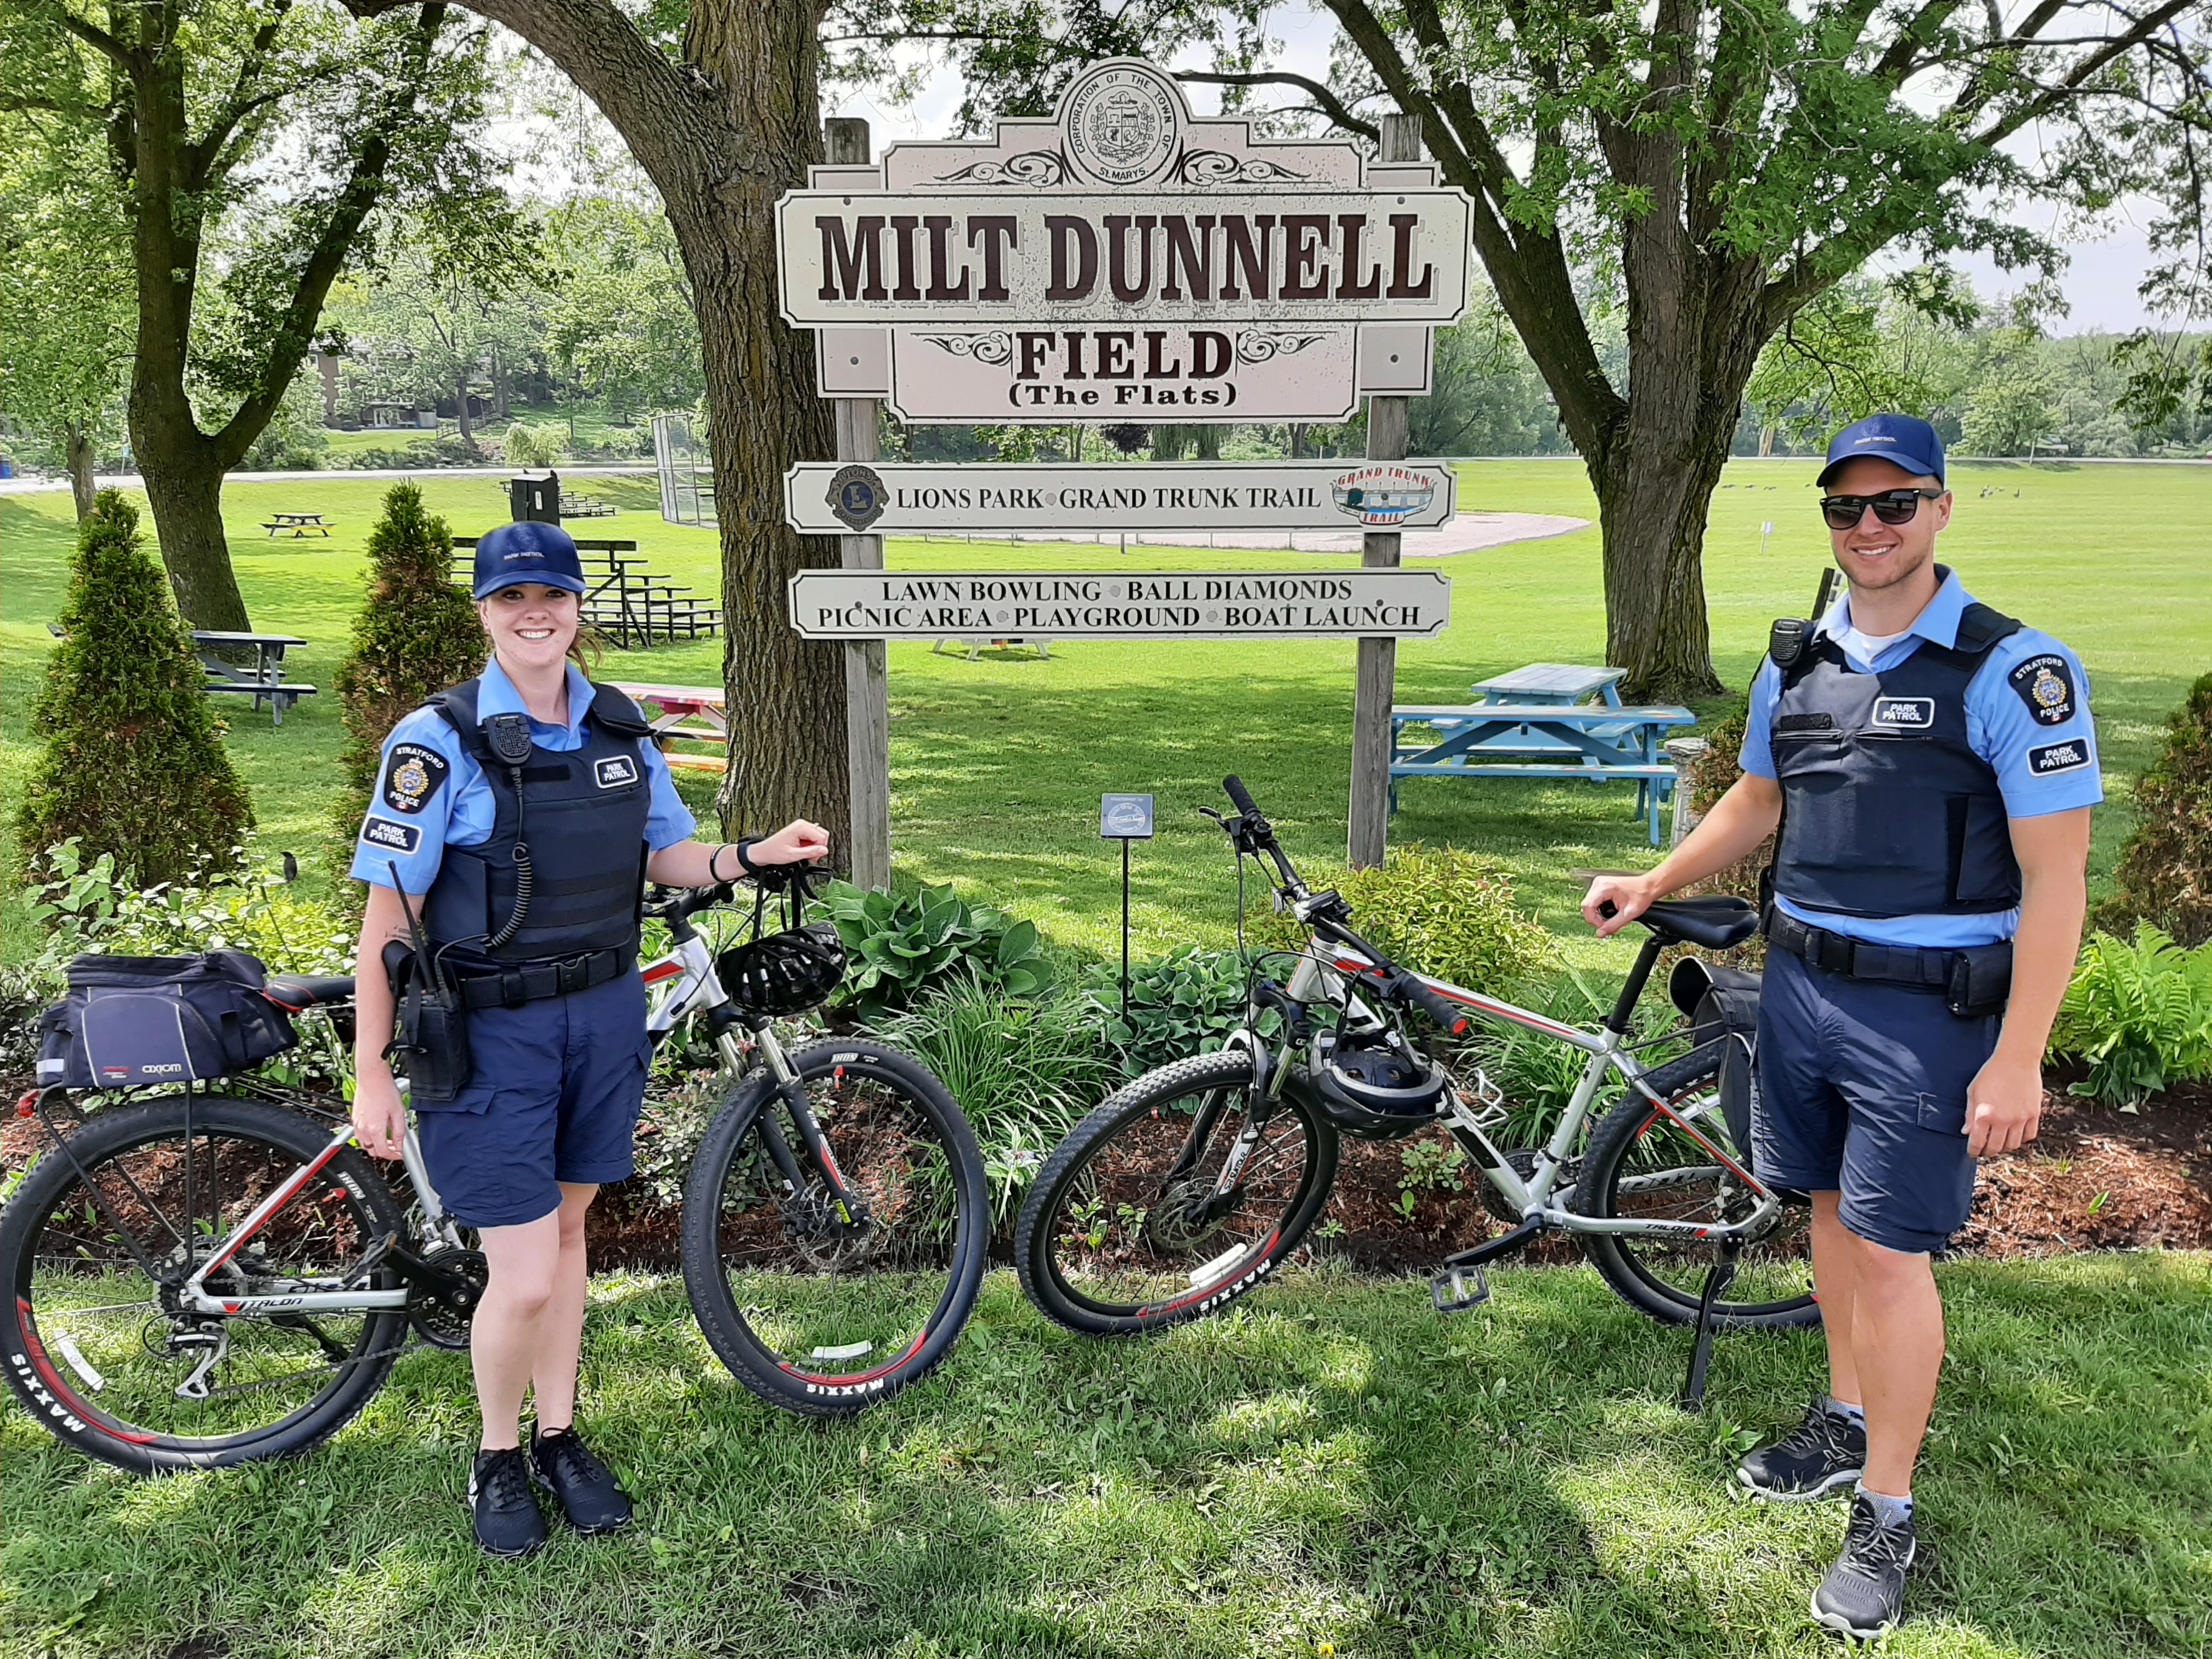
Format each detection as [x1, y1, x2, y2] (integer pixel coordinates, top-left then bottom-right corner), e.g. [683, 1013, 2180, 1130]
[0, 1094, 409, 1471]
[1572, 1045, 1820, 1329]
[680, 1040, 986, 1415]
[1015, 1048, 1338, 1337]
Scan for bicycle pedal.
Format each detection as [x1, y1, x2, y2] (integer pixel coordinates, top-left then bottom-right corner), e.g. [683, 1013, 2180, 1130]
[1431, 1263, 1491, 1313]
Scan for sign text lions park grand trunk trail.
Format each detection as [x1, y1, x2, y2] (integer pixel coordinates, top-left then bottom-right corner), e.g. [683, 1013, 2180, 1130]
[781, 61, 1476, 424]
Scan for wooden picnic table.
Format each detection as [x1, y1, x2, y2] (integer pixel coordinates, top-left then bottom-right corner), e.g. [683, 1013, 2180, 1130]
[261, 512, 333, 538]
[1390, 698, 1696, 845]
[1470, 663, 1626, 706]
[191, 631, 315, 726]
[610, 681, 729, 771]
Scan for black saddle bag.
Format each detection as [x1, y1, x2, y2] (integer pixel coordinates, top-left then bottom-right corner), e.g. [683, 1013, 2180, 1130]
[1668, 957, 1764, 1178]
[36, 951, 298, 1091]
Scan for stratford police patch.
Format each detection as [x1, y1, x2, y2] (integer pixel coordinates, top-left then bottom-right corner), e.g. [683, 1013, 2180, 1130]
[359, 815, 422, 854]
[594, 754, 640, 790]
[2007, 653, 2076, 726]
[2027, 738, 2092, 776]
[380, 743, 450, 814]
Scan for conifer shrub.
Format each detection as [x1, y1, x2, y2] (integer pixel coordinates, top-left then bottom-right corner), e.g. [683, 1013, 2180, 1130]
[334, 482, 486, 825]
[2099, 672, 2212, 947]
[13, 491, 254, 888]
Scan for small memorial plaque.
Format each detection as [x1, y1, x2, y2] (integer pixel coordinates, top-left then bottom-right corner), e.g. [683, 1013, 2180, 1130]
[1100, 794, 1156, 839]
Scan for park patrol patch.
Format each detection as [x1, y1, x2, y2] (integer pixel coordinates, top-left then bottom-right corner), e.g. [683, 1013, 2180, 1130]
[2027, 738, 2093, 776]
[2007, 653, 2076, 726]
[1870, 696, 1934, 729]
[380, 743, 450, 814]
[359, 816, 422, 854]
[594, 755, 640, 790]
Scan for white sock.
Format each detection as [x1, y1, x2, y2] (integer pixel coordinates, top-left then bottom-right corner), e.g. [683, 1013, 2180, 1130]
[1827, 1395, 1866, 1429]
[1855, 1482, 1914, 1526]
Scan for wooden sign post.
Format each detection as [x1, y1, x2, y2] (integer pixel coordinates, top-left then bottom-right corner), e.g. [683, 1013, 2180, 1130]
[825, 116, 891, 893]
[1348, 113, 1426, 871]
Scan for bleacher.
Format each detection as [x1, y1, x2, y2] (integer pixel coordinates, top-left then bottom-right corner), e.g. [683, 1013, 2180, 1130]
[453, 537, 721, 648]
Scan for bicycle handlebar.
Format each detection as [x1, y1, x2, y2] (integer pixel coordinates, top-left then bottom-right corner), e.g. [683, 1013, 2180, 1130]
[1222, 774, 1260, 817]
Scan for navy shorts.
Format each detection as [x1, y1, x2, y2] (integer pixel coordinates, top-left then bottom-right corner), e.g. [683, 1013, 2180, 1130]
[1753, 946, 2001, 1255]
[413, 971, 653, 1229]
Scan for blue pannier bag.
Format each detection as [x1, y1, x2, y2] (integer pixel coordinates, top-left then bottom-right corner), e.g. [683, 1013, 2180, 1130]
[36, 951, 298, 1091]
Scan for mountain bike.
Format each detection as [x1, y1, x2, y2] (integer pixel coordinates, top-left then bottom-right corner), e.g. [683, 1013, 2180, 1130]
[1015, 777, 1817, 1407]
[1, 878, 987, 1471]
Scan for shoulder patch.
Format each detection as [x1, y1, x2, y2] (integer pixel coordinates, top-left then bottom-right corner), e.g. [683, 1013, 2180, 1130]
[593, 754, 641, 791]
[359, 815, 422, 854]
[2007, 653, 2076, 726]
[381, 742, 451, 814]
[2025, 738, 2094, 777]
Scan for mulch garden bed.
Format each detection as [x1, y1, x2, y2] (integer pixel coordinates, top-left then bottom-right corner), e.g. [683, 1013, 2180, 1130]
[7, 1073, 2208, 1276]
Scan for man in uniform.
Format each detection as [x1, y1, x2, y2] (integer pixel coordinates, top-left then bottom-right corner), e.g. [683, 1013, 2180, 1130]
[1583, 414, 2098, 1639]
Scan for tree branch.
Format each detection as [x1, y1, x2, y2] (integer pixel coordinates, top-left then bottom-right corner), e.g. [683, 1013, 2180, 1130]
[46, 5, 134, 67]
[1173, 70, 1379, 139]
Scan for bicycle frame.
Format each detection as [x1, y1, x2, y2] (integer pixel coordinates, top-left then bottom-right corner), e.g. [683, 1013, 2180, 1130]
[1243, 927, 1787, 1249]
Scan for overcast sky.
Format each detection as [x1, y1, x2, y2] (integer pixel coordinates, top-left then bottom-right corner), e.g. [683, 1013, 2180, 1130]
[816, 2, 2169, 336]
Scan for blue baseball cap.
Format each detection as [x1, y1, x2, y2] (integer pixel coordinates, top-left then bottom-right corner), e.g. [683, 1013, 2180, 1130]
[1818, 414, 1946, 488]
[472, 521, 587, 600]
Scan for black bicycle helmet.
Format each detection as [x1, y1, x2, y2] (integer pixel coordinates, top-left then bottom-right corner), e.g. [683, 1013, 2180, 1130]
[714, 865, 846, 1016]
[1311, 1028, 1450, 1139]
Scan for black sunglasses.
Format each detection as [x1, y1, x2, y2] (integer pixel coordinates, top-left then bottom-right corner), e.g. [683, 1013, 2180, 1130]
[1820, 488, 1946, 531]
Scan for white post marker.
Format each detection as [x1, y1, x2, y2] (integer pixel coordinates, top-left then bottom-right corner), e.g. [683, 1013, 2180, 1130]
[1101, 793, 1156, 1014]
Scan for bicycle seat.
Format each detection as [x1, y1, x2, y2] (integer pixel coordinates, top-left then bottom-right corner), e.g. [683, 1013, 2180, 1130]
[263, 973, 357, 1011]
[1633, 896, 1758, 950]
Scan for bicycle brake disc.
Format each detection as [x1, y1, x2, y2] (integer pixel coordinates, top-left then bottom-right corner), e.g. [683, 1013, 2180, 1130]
[406, 1248, 488, 1350]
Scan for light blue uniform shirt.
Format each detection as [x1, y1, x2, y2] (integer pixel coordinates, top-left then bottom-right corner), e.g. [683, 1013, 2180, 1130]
[351, 659, 697, 895]
[1738, 569, 2101, 947]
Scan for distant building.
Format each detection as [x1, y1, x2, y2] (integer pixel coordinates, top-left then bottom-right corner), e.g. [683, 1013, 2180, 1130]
[363, 402, 438, 431]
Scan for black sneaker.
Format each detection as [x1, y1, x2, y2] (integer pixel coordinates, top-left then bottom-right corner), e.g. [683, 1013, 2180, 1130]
[531, 1425, 633, 1534]
[1736, 1398, 1866, 1500]
[1812, 1492, 1916, 1641]
[469, 1447, 548, 1558]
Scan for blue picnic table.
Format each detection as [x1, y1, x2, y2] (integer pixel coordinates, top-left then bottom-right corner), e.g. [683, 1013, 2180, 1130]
[1391, 664, 1695, 844]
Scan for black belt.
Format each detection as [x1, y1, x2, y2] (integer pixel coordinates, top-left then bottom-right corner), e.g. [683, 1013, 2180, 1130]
[1763, 910, 2012, 1017]
[453, 947, 632, 1011]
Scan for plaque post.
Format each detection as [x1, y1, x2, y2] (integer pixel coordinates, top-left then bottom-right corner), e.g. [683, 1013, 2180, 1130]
[1349, 112, 1426, 871]
[826, 116, 892, 893]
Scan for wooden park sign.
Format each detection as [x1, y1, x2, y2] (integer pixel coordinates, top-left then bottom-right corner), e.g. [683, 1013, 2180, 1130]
[782, 60, 1475, 424]
[786, 568, 1451, 640]
[783, 460, 1457, 536]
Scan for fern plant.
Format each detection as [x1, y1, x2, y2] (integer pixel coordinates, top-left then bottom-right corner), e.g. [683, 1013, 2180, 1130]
[2050, 925, 2212, 1106]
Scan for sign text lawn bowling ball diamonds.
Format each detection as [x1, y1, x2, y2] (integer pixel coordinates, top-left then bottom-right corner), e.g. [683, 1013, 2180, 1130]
[785, 58, 1471, 424]
[783, 460, 1457, 537]
[786, 569, 1452, 640]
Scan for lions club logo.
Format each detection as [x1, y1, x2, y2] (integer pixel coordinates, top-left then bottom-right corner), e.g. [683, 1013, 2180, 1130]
[1063, 63, 1181, 187]
[826, 464, 886, 533]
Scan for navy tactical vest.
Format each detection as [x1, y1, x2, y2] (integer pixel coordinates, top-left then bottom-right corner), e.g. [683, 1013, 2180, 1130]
[1769, 600, 2023, 919]
[422, 676, 656, 963]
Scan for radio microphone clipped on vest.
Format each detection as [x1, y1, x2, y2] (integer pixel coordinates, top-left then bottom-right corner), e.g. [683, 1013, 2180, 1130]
[1768, 616, 1812, 668]
[482, 713, 536, 950]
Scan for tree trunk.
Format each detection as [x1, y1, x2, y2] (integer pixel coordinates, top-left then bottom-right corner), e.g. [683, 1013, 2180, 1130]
[64, 424, 99, 522]
[455, 373, 475, 443]
[1194, 425, 1221, 461]
[134, 431, 251, 630]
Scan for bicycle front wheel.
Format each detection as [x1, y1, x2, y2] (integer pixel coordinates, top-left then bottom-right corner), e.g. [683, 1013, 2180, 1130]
[1572, 1045, 1820, 1330]
[0, 1094, 410, 1472]
[1015, 1048, 1338, 1337]
[679, 1040, 987, 1415]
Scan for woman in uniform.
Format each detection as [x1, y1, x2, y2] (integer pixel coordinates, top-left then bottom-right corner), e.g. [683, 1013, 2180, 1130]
[348, 521, 828, 1557]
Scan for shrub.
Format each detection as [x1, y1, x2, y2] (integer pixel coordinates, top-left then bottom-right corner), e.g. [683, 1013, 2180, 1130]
[1680, 715, 1771, 907]
[333, 483, 486, 829]
[1455, 970, 1684, 1148]
[503, 423, 566, 468]
[14, 492, 254, 888]
[2099, 672, 2212, 947]
[818, 881, 1053, 1021]
[2049, 925, 2212, 1107]
[1084, 945, 1262, 1077]
[1247, 844, 1550, 993]
[876, 987, 1119, 1226]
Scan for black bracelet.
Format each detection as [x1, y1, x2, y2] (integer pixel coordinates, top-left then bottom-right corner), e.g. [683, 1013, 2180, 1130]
[708, 842, 736, 883]
[733, 836, 765, 878]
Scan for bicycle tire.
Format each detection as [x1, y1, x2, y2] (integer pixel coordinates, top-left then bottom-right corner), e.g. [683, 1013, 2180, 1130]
[1572, 1045, 1821, 1330]
[0, 1094, 409, 1472]
[679, 1039, 986, 1417]
[1015, 1048, 1339, 1338]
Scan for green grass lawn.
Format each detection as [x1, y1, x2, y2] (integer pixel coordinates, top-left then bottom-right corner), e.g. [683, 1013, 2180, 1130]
[3, 1257, 2207, 1658]
[4, 459, 2204, 969]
